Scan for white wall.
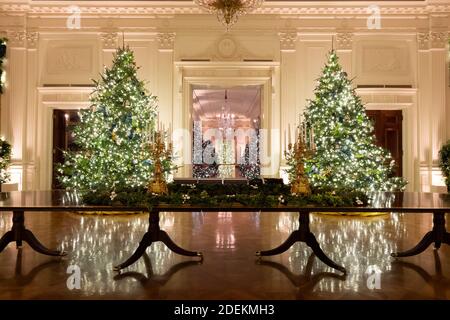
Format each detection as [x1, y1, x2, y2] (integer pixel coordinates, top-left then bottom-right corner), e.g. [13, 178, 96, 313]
[0, 0, 448, 191]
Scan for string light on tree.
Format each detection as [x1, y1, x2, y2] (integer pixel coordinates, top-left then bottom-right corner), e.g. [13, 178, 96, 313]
[0, 137, 11, 184]
[239, 131, 260, 179]
[58, 47, 167, 193]
[302, 50, 407, 192]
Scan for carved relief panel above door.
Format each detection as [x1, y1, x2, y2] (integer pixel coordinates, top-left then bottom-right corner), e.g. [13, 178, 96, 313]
[177, 35, 276, 62]
[40, 39, 100, 85]
[355, 39, 413, 86]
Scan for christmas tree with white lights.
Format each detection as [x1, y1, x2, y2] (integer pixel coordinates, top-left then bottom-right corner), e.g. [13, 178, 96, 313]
[239, 133, 260, 179]
[58, 47, 160, 192]
[303, 50, 406, 192]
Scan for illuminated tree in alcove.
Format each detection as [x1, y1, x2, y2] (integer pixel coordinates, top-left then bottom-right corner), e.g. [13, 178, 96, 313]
[300, 50, 407, 192]
[58, 47, 166, 193]
[239, 132, 260, 179]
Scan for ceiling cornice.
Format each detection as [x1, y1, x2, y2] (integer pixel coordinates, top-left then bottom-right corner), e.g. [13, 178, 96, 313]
[1, 1, 450, 16]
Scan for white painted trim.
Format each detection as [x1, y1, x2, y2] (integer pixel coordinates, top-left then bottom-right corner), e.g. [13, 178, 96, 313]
[36, 86, 92, 190]
[357, 88, 418, 191]
[175, 61, 281, 178]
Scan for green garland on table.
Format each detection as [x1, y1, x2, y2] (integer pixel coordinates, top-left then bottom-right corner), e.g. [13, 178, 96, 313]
[82, 180, 368, 210]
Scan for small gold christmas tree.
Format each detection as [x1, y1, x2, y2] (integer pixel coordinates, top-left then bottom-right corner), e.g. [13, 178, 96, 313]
[147, 130, 172, 195]
[285, 126, 315, 195]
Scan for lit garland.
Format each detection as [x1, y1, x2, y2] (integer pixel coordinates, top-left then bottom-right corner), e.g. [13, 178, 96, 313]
[58, 47, 165, 193]
[83, 182, 368, 209]
[0, 38, 7, 94]
[300, 50, 407, 192]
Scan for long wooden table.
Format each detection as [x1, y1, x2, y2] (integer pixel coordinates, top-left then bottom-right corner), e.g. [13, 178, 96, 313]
[0, 191, 449, 274]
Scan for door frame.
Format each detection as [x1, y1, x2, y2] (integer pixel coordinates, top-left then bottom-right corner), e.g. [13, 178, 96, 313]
[173, 61, 281, 177]
[357, 88, 418, 191]
[36, 87, 90, 190]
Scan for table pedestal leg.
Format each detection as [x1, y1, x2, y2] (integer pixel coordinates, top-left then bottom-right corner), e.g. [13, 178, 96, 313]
[0, 211, 66, 256]
[114, 211, 202, 271]
[392, 212, 450, 258]
[256, 212, 346, 274]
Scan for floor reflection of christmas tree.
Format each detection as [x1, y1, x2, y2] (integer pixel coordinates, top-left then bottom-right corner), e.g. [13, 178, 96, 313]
[59, 213, 177, 295]
[276, 212, 408, 292]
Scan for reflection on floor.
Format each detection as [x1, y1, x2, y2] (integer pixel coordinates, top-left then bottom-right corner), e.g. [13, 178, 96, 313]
[0, 211, 449, 299]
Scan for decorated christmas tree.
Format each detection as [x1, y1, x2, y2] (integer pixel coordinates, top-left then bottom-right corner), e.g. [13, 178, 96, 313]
[58, 47, 162, 193]
[238, 133, 260, 179]
[0, 137, 11, 184]
[300, 50, 406, 192]
[193, 140, 219, 178]
[217, 137, 235, 178]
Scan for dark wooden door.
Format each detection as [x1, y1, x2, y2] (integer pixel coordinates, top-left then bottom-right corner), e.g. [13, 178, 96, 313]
[52, 110, 80, 189]
[366, 110, 403, 177]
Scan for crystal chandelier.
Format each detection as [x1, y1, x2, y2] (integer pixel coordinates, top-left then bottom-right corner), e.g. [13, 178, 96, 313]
[217, 90, 235, 131]
[194, 0, 264, 30]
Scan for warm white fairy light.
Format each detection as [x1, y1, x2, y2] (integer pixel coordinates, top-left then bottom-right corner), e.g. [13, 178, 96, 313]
[301, 51, 406, 192]
[58, 48, 165, 192]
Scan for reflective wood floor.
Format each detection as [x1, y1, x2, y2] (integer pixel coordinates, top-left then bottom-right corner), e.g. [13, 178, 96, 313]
[0, 211, 449, 299]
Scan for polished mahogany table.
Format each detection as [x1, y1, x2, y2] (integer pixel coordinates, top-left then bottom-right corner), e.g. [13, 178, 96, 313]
[0, 190, 449, 274]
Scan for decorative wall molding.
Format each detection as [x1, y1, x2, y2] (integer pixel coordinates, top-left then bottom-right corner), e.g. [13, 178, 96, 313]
[157, 32, 175, 50]
[211, 36, 257, 61]
[26, 31, 38, 49]
[6, 30, 26, 47]
[336, 33, 353, 51]
[355, 40, 413, 86]
[2, 3, 450, 16]
[41, 40, 99, 85]
[181, 35, 273, 62]
[216, 37, 238, 60]
[278, 32, 297, 51]
[417, 32, 430, 50]
[47, 47, 93, 74]
[100, 32, 118, 49]
[430, 31, 448, 49]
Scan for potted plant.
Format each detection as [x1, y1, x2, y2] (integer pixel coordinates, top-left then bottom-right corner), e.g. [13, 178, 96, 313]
[0, 136, 11, 191]
[439, 140, 450, 192]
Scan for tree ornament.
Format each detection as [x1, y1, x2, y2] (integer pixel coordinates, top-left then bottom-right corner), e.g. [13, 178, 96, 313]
[58, 47, 172, 193]
[302, 50, 407, 192]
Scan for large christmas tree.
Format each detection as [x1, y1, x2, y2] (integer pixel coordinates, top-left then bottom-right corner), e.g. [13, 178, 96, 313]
[302, 50, 406, 192]
[59, 47, 160, 192]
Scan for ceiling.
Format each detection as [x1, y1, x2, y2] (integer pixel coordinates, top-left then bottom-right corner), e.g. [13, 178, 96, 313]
[192, 86, 261, 126]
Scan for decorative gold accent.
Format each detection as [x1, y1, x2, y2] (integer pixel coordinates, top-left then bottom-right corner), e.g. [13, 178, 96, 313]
[147, 131, 172, 195]
[285, 128, 314, 195]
